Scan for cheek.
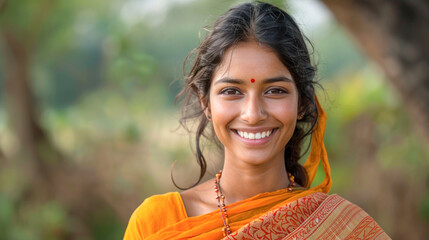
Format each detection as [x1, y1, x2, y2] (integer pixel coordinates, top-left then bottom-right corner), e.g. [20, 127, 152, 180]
[210, 99, 237, 126]
[269, 99, 298, 119]
[209, 100, 238, 146]
[274, 106, 297, 119]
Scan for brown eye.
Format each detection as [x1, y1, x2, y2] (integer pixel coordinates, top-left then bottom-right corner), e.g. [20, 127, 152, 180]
[220, 88, 242, 95]
[266, 88, 287, 94]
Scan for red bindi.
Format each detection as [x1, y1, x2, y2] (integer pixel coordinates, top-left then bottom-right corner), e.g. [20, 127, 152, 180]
[250, 78, 255, 83]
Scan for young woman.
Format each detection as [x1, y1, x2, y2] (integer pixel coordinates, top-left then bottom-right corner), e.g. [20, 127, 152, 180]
[124, 2, 390, 239]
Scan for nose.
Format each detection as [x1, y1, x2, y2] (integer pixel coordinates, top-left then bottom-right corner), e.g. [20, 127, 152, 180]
[240, 93, 268, 124]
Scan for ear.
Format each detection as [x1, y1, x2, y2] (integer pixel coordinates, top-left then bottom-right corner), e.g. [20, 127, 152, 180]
[198, 91, 211, 120]
[202, 104, 211, 120]
[297, 105, 305, 120]
[203, 103, 212, 121]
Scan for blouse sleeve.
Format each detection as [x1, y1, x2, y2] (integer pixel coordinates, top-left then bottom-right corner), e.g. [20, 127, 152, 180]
[123, 192, 187, 239]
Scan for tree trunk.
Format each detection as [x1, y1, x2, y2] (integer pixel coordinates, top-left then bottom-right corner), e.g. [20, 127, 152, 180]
[320, 0, 429, 143]
[0, 29, 116, 238]
[1, 30, 58, 188]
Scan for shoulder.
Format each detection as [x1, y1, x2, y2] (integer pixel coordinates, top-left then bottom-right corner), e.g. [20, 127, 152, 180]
[320, 194, 385, 230]
[321, 193, 360, 209]
[124, 192, 187, 239]
[318, 194, 391, 238]
[301, 193, 370, 218]
[138, 192, 186, 217]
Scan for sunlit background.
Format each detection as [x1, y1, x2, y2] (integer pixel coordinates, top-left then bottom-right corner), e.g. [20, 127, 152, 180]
[0, 0, 428, 239]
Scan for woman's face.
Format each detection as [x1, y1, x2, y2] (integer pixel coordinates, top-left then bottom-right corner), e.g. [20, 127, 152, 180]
[208, 41, 299, 167]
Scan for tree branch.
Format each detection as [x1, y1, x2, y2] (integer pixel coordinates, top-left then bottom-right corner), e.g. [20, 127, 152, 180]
[320, 0, 429, 143]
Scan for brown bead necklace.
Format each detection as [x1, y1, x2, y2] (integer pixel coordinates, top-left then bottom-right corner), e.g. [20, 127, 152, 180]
[214, 170, 296, 237]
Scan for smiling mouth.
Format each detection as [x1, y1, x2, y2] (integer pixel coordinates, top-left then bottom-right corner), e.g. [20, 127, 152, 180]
[233, 129, 277, 140]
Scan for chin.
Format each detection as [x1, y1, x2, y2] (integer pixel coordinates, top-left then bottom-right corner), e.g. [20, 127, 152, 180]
[237, 152, 281, 167]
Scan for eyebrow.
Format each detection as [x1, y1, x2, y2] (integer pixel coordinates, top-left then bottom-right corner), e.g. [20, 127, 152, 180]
[214, 76, 293, 85]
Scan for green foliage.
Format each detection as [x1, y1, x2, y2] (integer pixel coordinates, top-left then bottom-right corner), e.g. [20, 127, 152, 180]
[0, 194, 70, 240]
[0, 195, 13, 236]
[107, 52, 157, 90]
[88, 208, 124, 240]
[421, 190, 429, 220]
[1, 0, 428, 238]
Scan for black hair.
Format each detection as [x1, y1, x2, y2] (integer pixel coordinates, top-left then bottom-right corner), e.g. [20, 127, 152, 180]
[174, 1, 319, 189]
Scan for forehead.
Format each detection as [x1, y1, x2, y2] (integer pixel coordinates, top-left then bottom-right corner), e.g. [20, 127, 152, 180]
[214, 41, 292, 80]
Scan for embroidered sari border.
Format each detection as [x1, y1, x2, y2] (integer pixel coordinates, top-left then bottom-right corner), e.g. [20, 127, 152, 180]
[225, 192, 329, 240]
[284, 194, 391, 240]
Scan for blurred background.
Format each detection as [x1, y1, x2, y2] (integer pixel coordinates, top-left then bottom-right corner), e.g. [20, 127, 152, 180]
[0, 0, 428, 239]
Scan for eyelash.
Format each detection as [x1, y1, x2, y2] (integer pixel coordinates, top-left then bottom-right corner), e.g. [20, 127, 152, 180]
[219, 87, 288, 95]
[220, 88, 242, 95]
[265, 88, 288, 94]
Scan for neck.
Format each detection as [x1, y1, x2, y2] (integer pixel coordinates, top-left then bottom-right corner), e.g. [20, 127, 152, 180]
[218, 154, 291, 205]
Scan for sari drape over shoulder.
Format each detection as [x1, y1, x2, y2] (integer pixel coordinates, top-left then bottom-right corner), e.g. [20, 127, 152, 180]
[124, 98, 391, 239]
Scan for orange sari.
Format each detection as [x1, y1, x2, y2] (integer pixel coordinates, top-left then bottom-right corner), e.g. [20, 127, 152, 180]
[226, 192, 389, 240]
[123, 98, 390, 239]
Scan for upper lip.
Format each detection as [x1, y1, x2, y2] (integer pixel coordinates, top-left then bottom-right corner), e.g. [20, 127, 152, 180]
[231, 127, 277, 133]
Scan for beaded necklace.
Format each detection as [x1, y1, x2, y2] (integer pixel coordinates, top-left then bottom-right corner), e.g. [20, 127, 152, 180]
[214, 170, 296, 237]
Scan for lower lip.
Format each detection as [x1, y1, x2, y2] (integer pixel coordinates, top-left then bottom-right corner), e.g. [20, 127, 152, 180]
[233, 129, 277, 146]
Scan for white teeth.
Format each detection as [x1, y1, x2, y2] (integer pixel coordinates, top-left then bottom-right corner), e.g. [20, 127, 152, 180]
[248, 133, 255, 139]
[236, 129, 274, 140]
